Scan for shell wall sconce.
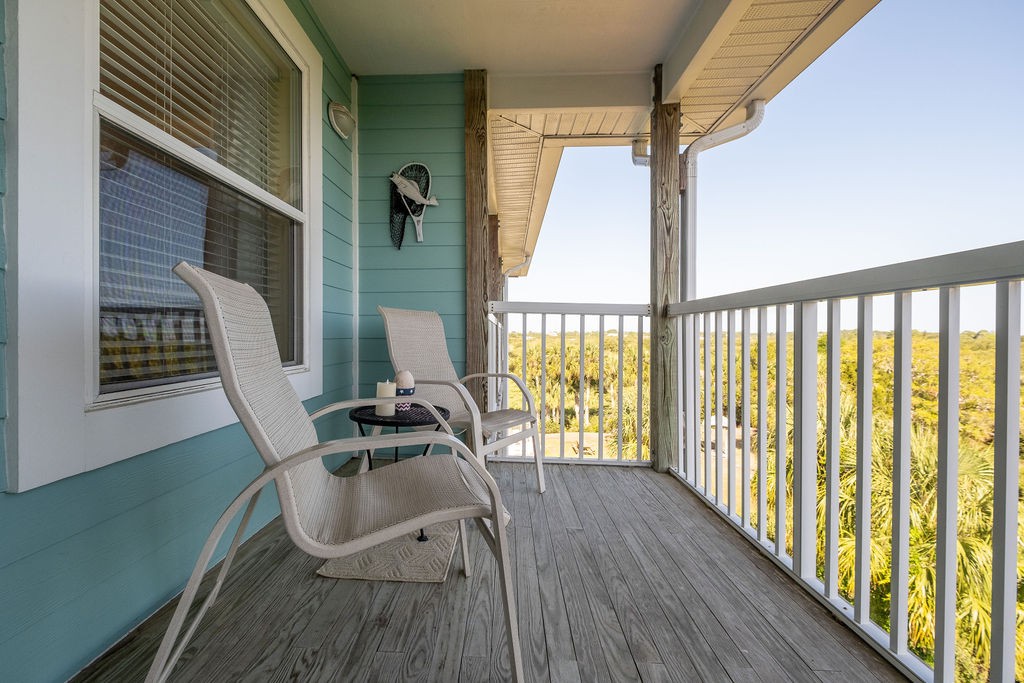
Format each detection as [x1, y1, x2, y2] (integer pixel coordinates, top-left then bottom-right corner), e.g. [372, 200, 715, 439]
[328, 102, 356, 139]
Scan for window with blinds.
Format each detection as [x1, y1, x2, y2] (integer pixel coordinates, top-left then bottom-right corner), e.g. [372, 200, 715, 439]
[100, 0, 301, 206]
[96, 0, 303, 393]
[98, 122, 299, 392]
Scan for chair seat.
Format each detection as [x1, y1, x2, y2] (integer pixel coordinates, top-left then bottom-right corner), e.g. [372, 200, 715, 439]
[449, 408, 536, 438]
[312, 455, 495, 547]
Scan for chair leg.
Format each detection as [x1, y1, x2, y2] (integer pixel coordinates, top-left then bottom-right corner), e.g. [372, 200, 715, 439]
[459, 519, 472, 577]
[531, 429, 545, 493]
[489, 510, 525, 683]
[472, 426, 487, 468]
[146, 492, 261, 683]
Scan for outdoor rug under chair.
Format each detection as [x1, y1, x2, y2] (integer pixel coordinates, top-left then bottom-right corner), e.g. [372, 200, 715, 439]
[317, 521, 460, 583]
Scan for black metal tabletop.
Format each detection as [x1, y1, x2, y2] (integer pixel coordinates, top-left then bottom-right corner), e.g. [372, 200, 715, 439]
[348, 404, 450, 428]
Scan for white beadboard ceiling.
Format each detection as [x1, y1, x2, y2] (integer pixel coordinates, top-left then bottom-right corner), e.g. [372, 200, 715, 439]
[307, 0, 701, 76]
[308, 0, 880, 275]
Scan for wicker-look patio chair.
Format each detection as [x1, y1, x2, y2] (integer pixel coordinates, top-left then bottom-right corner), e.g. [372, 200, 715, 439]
[146, 263, 523, 683]
[378, 306, 545, 493]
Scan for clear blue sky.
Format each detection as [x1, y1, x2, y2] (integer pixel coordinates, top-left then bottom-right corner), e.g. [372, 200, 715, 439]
[508, 0, 1023, 331]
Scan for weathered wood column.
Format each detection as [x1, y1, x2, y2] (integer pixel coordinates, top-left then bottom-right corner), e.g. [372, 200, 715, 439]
[486, 215, 502, 303]
[465, 69, 489, 409]
[649, 65, 681, 472]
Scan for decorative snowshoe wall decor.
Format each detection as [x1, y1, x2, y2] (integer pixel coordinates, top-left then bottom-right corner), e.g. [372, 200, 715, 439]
[388, 162, 438, 249]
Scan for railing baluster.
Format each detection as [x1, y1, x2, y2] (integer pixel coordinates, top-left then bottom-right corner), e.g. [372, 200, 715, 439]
[704, 311, 712, 494]
[503, 311, 512, 411]
[825, 299, 840, 599]
[560, 314, 566, 459]
[680, 313, 693, 480]
[854, 295, 873, 625]
[540, 314, 547, 458]
[934, 286, 959, 681]
[502, 312, 510, 411]
[521, 313, 527, 412]
[727, 310, 737, 517]
[775, 305, 787, 558]
[637, 315, 645, 461]
[890, 292, 912, 654]
[692, 314, 701, 485]
[598, 315, 606, 462]
[617, 314, 624, 460]
[579, 315, 586, 458]
[757, 307, 768, 544]
[741, 309, 751, 528]
[990, 280, 1021, 681]
[715, 310, 724, 504]
[793, 301, 817, 581]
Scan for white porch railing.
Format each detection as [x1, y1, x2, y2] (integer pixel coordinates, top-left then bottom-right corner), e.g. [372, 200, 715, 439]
[487, 302, 651, 464]
[669, 241, 1024, 682]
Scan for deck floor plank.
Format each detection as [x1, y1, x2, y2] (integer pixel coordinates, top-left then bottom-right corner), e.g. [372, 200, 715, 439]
[490, 464, 516, 682]
[560, 466, 662, 668]
[515, 511, 553, 682]
[539, 465, 614, 683]
[636, 470, 868, 671]
[287, 580, 382, 682]
[72, 463, 908, 683]
[634, 468, 904, 682]
[594, 466, 805, 683]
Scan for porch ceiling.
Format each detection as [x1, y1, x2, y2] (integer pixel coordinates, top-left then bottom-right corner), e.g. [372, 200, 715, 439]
[307, 0, 879, 276]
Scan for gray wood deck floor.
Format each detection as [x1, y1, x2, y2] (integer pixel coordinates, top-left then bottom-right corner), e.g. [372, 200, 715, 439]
[74, 463, 907, 682]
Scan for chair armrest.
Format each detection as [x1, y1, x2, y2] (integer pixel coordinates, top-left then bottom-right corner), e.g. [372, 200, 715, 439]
[460, 372, 537, 415]
[417, 379, 486, 458]
[443, 434, 507, 515]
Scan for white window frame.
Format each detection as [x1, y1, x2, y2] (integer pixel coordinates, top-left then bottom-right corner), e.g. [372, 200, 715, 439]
[5, 0, 324, 492]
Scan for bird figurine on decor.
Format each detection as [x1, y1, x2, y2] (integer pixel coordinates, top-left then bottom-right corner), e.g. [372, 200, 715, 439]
[389, 172, 438, 207]
[388, 162, 438, 247]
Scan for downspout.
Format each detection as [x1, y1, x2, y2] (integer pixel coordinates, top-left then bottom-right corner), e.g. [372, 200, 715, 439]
[680, 99, 765, 299]
[677, 100, 764, 479]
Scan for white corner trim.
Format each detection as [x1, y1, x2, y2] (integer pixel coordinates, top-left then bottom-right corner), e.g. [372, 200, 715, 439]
[5, 0, 325, 492]
[351, 76, 360, 410]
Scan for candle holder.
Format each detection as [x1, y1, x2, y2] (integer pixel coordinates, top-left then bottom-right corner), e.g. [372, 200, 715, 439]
[375, 380, 396, 416]
[395, 370, 415, 411]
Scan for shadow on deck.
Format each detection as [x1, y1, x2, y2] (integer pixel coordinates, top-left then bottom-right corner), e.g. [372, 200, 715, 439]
[74, 463, 907, 682]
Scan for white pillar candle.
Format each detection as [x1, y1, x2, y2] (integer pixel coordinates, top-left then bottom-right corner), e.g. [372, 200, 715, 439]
[375, 380, 396, 416]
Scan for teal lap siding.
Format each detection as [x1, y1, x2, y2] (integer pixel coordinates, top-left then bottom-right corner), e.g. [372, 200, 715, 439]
[0, 1, 355, 680]
[357, 74, 467, 396]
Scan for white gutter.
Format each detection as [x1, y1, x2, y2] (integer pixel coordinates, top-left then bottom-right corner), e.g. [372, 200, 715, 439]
[631, 139, 650, 167]
[680, 99, 765, 298]
[503, 255, 532, 277]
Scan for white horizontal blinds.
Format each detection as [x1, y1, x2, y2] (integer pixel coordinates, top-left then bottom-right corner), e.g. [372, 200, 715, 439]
[99, 0, 301, 207]
[98, 121, 297, 392]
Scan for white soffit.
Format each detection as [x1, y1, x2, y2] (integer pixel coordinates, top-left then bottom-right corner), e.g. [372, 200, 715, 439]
[491, 0, 881, 275]
[490, 109, 649, 276]
[671, 0, 881, 135]
[306, 1, 701, 76]
[305, 0, 880, 277]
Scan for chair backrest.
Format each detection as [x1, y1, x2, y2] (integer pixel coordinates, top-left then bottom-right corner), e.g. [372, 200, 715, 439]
[174, 262, 331, 530]
[378, 306, 465, 414]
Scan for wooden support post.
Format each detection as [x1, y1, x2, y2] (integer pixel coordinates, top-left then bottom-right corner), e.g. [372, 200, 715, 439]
[649, 64, 681, 473]
[465, 69, 488, 409]
[486, 214, 502, 304]
[483, 214, 502, 409]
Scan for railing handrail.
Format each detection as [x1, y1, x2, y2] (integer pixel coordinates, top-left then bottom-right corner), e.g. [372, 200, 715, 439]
[490, 301, 650, 316]
[669, 240, 1024, 315]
